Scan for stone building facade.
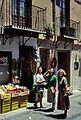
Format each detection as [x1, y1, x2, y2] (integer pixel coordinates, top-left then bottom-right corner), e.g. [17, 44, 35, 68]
[0, 0, 81, 90]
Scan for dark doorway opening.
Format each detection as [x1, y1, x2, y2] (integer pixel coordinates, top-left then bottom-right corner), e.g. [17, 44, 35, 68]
[19, 45, 33, 90]
[58, 50, 70, 86]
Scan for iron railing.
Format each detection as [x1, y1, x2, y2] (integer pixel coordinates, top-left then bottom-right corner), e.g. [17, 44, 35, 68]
[0, 1, 47, 32]
[56, 17, 80, 39]
[12, 5, 47, 32]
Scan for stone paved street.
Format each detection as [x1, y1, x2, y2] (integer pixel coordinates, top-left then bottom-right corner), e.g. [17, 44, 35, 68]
[0, 90, 81, 120]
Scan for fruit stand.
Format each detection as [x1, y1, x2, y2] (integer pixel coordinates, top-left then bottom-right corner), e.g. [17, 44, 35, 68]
[0, 84, 29, 114]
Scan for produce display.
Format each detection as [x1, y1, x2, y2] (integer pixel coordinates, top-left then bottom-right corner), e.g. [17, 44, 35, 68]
[0, 83, 29, 114]
[0, 83, 29, 98]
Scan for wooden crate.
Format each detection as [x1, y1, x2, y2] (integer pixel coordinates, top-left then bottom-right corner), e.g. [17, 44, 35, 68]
[0, 98, 1, 113]
[19, 95, 28, 108]
[1, 97, 11, 113]
[11, 96, 19, 111]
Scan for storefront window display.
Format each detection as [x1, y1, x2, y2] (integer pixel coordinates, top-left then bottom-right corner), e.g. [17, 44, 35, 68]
[0, 51, 12, 85]
[12, 58, 19, 85]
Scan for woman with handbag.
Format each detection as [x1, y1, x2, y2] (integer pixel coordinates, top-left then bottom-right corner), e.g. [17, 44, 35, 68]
[57, 69, 70, 117]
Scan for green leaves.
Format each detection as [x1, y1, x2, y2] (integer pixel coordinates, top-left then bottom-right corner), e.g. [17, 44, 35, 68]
[44, 25, 53, 39]
[33, 48, 38, 63]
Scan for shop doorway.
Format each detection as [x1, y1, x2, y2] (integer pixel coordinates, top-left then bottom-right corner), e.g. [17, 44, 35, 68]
[58, 50, 70, 85]
[19, 45, 33, 90]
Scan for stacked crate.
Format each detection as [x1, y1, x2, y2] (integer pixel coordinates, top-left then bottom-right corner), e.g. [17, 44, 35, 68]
[19, 95, 28, 108]
[0, 96, 1, 113]
[1, 97, 11, 113]
[11, 94, 19, 111]
[0, 92, 29, 114]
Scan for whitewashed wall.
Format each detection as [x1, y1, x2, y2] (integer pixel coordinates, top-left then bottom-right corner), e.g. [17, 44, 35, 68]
[0, 37, 19, 60]
[70, 50, 80, 90]
[0, 36, 37, 60]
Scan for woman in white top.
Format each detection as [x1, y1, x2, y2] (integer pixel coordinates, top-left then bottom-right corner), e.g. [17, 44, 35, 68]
[34, 66, 46, 108]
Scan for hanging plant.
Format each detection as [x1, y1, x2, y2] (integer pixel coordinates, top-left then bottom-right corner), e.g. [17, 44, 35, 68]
[44, 25, 54, 39]
[33, 48, 38, 63]
[50, 56, 57, 68]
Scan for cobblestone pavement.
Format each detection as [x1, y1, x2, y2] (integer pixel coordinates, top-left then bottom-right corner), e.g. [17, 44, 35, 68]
[0, 90, 81, 120]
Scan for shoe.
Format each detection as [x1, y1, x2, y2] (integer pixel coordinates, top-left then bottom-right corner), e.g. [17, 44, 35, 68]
[49, 108, 54, 112]
[64, 110, 67, 118]
[40, 105, 43, 108]
[34, 103, 37, 108]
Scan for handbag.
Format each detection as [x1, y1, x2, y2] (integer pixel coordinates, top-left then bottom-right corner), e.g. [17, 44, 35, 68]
[45, 83, 48, 89]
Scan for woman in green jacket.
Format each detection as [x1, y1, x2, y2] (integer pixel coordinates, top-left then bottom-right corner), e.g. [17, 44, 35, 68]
[44, 68, 57, 111]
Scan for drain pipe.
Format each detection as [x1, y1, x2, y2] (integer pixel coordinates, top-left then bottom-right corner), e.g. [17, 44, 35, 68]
[51, 0, 56, 42]
[51, 0, 58, 72]
[51, 1, 58, 110]
[51, 0, 57, 58]
[51, 0, 57, 61]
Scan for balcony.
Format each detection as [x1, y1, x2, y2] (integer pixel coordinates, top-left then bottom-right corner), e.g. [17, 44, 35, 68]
[56, 17, 80, 39]
[12, 5, 47, 32]
[0, 3, 47, 37]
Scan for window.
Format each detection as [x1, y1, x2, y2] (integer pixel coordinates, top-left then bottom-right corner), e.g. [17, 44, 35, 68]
[60, 0, 65, 16]
[12, 0, 25, 16]
[20, 0, 25, 16]
[12, 0, 17, 16]
[12, 0, 32, 28]
[60, 0, 66, 27]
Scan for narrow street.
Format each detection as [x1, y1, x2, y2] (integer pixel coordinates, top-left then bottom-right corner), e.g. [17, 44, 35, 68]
[0, 90, 81, 120]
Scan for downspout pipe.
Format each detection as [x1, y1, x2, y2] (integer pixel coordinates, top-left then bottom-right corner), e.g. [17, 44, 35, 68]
[51, 1, 58, 102]
[51, 0, 56, 42]
[51, 0, 58, 73]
